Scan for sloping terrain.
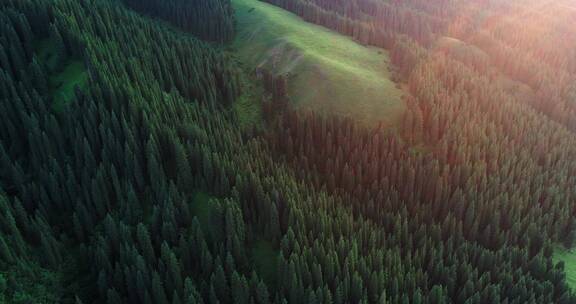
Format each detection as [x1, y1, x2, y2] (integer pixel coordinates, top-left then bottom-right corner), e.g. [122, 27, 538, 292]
[34, 38, 88, 112]
[232, 0, 404, 126]
[555, 247, 576, 290]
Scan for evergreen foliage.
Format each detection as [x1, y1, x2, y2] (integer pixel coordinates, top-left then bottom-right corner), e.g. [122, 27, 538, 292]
[122, 0, 234, 43]
[0, 0, 575, 303]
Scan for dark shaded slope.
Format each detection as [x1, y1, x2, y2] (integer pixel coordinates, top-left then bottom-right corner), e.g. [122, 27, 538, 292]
[122, 0, 235, 43]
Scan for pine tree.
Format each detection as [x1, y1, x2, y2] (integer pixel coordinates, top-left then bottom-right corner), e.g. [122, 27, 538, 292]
[256, 280, 270, 304]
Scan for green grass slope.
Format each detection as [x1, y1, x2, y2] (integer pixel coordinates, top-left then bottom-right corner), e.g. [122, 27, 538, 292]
[232, 0, 404, 126]
[34, 39, 88, 112]
[50, 61, 88, 112]
[554, 246, 576, 290]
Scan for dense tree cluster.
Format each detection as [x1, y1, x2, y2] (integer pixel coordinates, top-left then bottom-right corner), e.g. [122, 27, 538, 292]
[1, 0, 576, 303]
[258, 0, 576, 302]
[0, 0, 244, 302]
[265, 68, 576, 300]
[122, 0, 235, 43]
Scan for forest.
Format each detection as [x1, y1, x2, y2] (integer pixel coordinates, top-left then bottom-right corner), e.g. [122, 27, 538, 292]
[0, 0, 575, 303]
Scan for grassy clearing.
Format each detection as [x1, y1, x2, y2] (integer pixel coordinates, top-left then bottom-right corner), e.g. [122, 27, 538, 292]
[554, 246, 576, 290]
[251, 239, 278, 286]
[232, 0, 405, 126]
[34, 39, 88, 111]
[49, 61, 88, 112]
[231, 67, 265, 129]
[234, 92, 262, 129]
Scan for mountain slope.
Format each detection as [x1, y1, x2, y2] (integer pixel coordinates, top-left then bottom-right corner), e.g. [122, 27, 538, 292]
[232, 0, 404, 126]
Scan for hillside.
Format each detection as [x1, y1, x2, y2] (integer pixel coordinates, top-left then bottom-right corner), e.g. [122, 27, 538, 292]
[231, 0, 404, 126]
[2, 0, 576, 303]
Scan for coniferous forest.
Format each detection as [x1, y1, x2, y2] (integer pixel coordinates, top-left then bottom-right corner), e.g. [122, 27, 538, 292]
[1, 0, 576, 303]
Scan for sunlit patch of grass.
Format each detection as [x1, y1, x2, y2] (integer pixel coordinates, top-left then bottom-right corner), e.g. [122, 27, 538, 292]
[232, 0, 405, 127]
[234, 93, 261, 129]
[233, 72, 264, 129]
[554, 246, 576, 290]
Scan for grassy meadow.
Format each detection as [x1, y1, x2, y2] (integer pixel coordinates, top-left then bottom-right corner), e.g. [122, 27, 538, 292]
[554, 246, 576, 290]
[35, 39, 88, 112]
[231, 0, 404, 126]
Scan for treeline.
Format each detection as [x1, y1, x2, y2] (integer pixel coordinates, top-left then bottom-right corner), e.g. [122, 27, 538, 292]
[122, 0, 234, 43]
[262, 0, 440, 47]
